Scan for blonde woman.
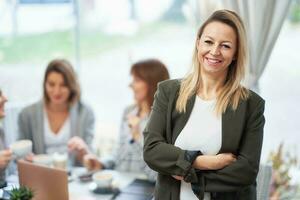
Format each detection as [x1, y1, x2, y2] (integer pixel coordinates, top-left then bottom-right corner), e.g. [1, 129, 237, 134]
[18, 59, 94, 165]
[143, 10, 265, 200]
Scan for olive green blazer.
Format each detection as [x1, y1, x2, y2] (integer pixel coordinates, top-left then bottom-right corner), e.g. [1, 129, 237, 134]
[143, 79, 265, 200]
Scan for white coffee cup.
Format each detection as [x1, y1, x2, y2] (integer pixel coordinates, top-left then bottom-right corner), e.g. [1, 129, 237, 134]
[33, 154, 53, 167]
[52, 152, 68, 170]
[10, 140, 32, 158]
[92, 171, 113, 188]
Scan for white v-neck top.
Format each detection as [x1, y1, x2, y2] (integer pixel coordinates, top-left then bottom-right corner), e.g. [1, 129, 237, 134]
[175, 96, 222, 200]
[44, 111, 71, 154]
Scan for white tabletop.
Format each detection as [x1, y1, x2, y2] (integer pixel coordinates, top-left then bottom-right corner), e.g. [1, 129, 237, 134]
[5, 167, 146, 200]
[69, 168, 144, 200]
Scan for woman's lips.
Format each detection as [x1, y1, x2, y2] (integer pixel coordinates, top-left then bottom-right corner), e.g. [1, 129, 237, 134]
[205, 57, 222, 66]
[53, 96, 63, 101]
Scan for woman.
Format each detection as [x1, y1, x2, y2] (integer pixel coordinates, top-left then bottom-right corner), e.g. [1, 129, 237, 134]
[143, 10, 265, 200]
[0, 89, 12, 187]
[18, 59, 94, 165]
[84, 59, 170, 181]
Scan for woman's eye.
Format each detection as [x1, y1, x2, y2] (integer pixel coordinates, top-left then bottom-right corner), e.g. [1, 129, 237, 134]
[222, 44, 231, 49]
[47, 82, 55, 87]
[204, 40, 213, 44]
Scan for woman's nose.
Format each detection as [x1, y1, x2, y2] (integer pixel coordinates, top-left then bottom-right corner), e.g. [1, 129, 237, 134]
[129, 82, 133, 88]
[53, 86, 62, 94]
[0, 95, 7, 103]
[210, 45, 221, 56]
[3, 96, 7, 102]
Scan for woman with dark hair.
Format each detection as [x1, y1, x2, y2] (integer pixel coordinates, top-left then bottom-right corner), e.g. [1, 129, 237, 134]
[18, 59, 95, 165]
[83, 59, 169, 181]
[143, 10, 265, 199]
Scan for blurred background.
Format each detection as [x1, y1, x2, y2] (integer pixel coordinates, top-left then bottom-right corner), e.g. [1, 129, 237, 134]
[0, 0, 300, 198]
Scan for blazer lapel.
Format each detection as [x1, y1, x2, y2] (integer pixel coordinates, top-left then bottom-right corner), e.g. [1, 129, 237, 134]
[219, 101, 247, 153]
[171, 94, 196, 144]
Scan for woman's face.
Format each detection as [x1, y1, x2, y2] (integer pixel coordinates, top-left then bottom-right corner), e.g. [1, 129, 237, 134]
[45, 72, 70, 106]
[130, 75, 148, 104]
[197, 21, 237, 76]
[0, 91, 7, 118]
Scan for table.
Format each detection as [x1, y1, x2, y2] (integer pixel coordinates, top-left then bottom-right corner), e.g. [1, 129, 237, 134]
[4, 168, 147, 200]
[69, 168, 145, 200]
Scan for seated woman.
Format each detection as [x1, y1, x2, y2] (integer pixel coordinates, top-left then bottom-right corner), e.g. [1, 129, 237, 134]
[18, 59, 95, 165]
[83, 59, 170, 181]
[0, 89, 12, 187]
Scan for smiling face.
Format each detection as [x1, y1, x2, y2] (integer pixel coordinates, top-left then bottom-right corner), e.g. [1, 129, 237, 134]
[45, 72, 70, 106]
[197, 21, 237, 77]
[0, 90, 7, 118]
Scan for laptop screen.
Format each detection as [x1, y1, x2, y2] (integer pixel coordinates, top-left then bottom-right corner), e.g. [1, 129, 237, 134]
[17, 160, 69, 200]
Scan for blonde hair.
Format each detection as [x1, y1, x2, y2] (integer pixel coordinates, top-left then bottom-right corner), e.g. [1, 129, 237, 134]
[176, 9, 249, 115]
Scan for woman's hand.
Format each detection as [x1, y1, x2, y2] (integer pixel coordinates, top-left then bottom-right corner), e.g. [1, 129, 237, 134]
[83, 154, 103, 171]
[68, 136, 89, 155]
[24, 152, 35, 162]
[68, 136, 90, 163]
[0, 149, 12, 169]
[127, 115, 141, 141]
[193, 153, 237, 170]
[172, 175, 184, 181]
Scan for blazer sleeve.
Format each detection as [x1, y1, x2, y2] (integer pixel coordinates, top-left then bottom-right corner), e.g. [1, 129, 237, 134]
[143, 81, 200, 183]
[202, 98, 265, 192]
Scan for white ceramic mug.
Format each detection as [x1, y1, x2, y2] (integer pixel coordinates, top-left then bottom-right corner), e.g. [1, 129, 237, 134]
[92, 171, 113, 188]
[10, 140, 32, 159]
[52, 152, 68, 170]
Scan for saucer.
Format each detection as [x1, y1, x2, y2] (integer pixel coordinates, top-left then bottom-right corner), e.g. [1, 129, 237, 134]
[89, 182, 119, 194]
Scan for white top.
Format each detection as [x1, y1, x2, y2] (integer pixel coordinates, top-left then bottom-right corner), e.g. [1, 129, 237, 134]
[175, 96, 222, 200]
[44, 111, 71, 154]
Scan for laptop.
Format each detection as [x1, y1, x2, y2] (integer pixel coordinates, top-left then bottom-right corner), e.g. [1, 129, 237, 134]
[17, 160, 69, 200]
